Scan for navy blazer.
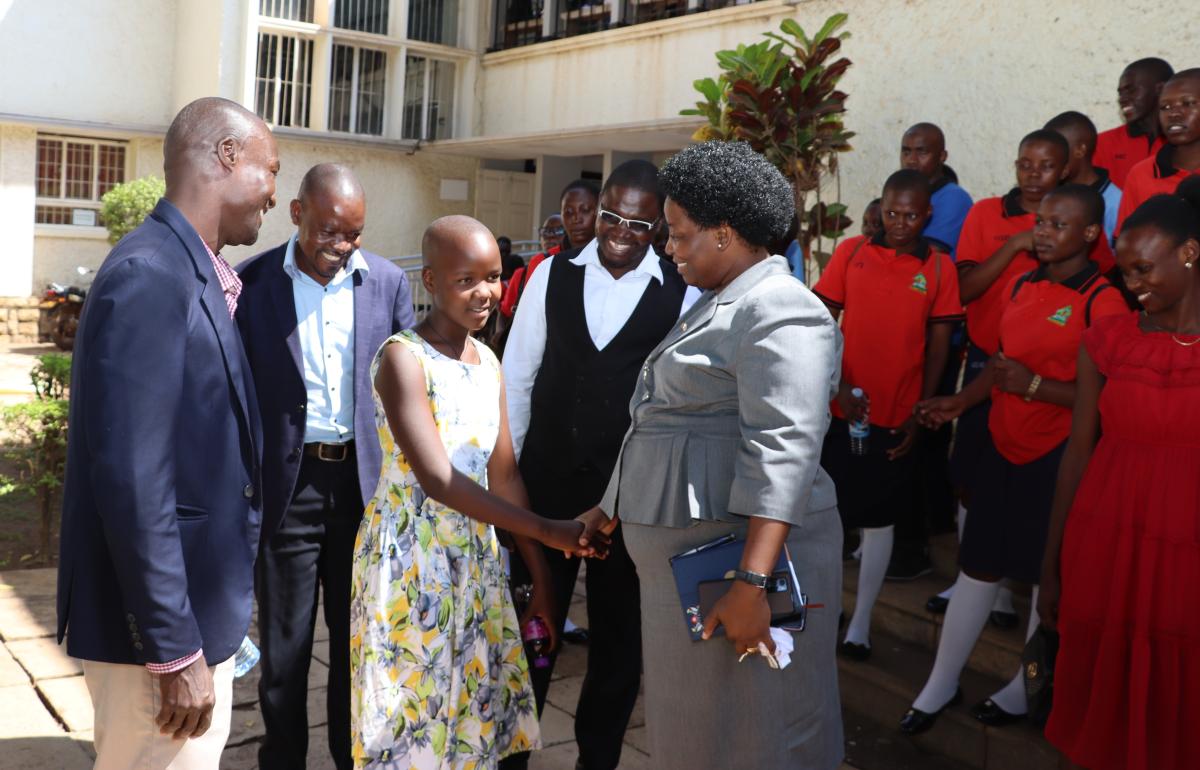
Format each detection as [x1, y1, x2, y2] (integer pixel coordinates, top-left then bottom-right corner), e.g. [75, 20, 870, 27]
[57, 198, 264, 667]
[235, 242, 415, 539]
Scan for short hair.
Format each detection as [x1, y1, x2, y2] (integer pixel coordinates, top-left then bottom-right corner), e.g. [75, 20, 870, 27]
[1168, 67, 1200, 88]
[1124, 57, 1174, 83]
[297, 163, 363, 203]
[1043, 111, 1099, 156]
[1019, 129, 1070, 164]
[602, 160, 663, 207]
[902, 122, 946, 147]
[866, 198, 882, 208]
[658, 141, 794, 248]
[1122, 177, 1200, 246]
[560, 178, 600, 202]
[1044, 184, 1105, 227]
[497, 236, 512, 248]
[881, 169, 932, 202]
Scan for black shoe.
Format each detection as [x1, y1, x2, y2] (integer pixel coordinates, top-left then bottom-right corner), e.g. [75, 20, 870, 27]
[838, 640, 871, 662]
[899, 687, 963, 735]
[885, 551, 933, 582]
[989, 610, 1019, 629]
[925, 594, 949, 614]
[562, 627, 590, 645]
[970, 698, 1025, 726]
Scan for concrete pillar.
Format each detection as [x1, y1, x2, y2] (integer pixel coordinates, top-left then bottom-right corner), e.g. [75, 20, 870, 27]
[602, 150, 653, 182]
[0, 125, 38, 297]
[534, 155, 585, 223]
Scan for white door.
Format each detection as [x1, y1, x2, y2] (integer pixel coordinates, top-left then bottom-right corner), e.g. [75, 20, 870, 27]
[475, 169, 535, 242]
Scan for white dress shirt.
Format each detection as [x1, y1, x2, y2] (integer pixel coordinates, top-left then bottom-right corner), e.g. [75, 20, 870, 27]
[502, 239, 701, 458]
[283, 234, 368, 444]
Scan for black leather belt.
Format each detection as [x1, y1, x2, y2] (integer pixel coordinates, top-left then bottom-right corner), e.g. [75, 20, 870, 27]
[304, 441, 353, 462]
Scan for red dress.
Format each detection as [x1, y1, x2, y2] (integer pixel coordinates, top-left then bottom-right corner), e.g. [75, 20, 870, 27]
[1046, 312, 1200, 770]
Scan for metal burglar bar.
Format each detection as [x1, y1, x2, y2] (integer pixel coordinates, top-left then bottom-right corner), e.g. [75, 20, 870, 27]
[427, 60, 455, 140]
[401, 55, 426, 140]
[408, 0, 458, 46]
[258, 0, 314, 22]
[255, 32, 314, 128]
[34, 135, 126, 225]
[621, 0, 686, 24]
[330, 43, 387, 135]
[334, 0, 389, 34]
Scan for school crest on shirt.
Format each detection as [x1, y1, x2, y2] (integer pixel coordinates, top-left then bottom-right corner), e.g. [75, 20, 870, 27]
[910, 273, 928, 294]
[1048, 305, 1073, 326]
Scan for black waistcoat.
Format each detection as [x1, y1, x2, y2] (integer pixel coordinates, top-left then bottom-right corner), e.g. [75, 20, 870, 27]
[519, 250, 686, 518]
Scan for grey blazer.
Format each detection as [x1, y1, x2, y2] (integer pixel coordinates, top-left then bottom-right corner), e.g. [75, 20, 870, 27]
[598, 256, 842, 528]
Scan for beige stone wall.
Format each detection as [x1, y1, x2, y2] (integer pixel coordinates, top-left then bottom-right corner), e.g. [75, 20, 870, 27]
[0, 297, 43, 344]
[478, 0, 1200, 225]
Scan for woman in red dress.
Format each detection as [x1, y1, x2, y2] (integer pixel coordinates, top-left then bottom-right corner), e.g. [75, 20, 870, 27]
[1040, 178, 1200, 770]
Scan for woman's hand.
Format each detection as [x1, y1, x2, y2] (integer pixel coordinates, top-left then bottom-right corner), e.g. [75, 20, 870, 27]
[520, 579, 561, 654]
[700, 581, 774, 656]
[992, 353, 1035, 396]
[914, 395, 966, 430]
[835, 382, 870, 423]
[574, 507, 617, 559]
[887, 416, 919, 461]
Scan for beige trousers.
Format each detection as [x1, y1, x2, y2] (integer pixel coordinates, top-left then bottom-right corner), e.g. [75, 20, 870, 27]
[82, 657, 235, 770]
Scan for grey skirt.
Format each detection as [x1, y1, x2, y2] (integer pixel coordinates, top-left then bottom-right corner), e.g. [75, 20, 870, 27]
[623, 510, 845, 770]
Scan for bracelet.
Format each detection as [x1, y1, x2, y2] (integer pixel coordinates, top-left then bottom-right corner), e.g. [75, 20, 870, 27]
[733, 569, 770, 588]
[1023, 374, 1043, 402]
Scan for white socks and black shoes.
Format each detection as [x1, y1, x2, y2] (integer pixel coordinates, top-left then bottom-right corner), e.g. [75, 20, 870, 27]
[840, 525, 894, 661]
[970, 587, 1040, 726]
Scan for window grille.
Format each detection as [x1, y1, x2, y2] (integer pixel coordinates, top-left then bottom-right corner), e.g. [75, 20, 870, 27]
[334, 0, 389, 34]
[255, 32, 315, 128]
[408, 0, 457, 46]
[35, 136, 127, 225]
[330, 43, 387, 136]
[258, 0, 314, 22]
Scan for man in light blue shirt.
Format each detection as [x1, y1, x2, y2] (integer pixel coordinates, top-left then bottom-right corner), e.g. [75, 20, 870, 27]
[235, 164, 415, 770]
[1045, 111, 1124, 246]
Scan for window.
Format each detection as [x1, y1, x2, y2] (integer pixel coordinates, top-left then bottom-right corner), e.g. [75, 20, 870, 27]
[329, 44, 387, 135]
[255, 32, 315, 128]
[35, 136, 127, 225]
[402, 56, 455, 140]
[335, 0, 389, 34]
[259, 0, 315, 22]
[408, 0, 458, 46]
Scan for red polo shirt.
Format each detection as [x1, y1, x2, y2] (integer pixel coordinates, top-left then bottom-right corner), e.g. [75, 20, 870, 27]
[988, 264, 1129, 464]
[1115, 145, 1200, 234]
[814, 235, 964, 429]
[956, 191, 1039, 356]
[1094, 124, 1164, 189]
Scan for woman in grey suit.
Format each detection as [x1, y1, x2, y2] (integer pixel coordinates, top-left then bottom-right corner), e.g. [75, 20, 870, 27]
[578, 141, 845, 769]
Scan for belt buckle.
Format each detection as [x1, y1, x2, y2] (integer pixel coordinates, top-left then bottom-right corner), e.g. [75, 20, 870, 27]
[317, 442, 348, 462]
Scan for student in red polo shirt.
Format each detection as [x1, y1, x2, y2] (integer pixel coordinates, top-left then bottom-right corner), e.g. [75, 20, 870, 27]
[814, 170, 963, 661]
[899, 185, 1129, 735]
[1094, 58, 1173, 189]
[1116, 69, 1200, 231]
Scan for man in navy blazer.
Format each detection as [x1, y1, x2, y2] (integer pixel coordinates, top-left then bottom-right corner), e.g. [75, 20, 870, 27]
[57, 98, 277, 769]
[235, 163, 415, 770]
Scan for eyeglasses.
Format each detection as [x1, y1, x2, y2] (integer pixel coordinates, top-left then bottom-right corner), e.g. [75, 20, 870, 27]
[540, 226, 566, 237]
[597, 207, 659, 234]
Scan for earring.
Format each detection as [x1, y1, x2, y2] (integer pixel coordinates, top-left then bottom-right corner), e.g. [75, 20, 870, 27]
[1188, 262, 1195, 269]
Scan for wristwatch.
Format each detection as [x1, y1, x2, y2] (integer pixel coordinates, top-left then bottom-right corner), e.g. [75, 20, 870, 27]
[733, 569, 771, 588]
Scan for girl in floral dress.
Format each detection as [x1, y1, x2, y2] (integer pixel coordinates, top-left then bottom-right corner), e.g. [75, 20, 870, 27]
[350, 216, 590, 769]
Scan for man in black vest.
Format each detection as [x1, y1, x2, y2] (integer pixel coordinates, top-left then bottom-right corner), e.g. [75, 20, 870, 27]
[501, 160, 698, 770]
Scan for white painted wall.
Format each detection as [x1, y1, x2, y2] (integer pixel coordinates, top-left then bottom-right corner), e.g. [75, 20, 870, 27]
[478, 0, 1200, 227]
[0, 0, 177, 127]
[0, 126, 37, 296]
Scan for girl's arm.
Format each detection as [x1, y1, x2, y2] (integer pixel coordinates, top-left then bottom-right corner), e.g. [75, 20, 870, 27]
[374, 342, 583, 552]
[1037, 346, 1104, 631]
[958, 230, 1033, 304]
[487, 377, 563, 650]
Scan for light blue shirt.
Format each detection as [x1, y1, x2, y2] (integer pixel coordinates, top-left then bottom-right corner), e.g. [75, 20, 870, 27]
[283, 234, 368, 444]
[1098, 175, 1123, 247]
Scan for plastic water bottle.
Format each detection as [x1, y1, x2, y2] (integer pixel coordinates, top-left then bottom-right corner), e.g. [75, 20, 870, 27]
[848, 388, 870, 456]
[233, 635, 260, 678]
[522, 616, 552, 669]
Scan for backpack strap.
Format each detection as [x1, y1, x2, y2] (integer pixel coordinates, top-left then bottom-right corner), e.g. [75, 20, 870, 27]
[1083, 281, 1116, 327]
[1009, 270, 1035, 301]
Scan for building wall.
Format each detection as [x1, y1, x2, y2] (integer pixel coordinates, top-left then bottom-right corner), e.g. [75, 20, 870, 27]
[478, 0, 1200, 227]
[0, 0, 177, 128]
[0, 125, 37, 297]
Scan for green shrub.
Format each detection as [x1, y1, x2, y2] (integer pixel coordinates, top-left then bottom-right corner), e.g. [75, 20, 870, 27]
[31, 354, 71, 401]
[0, 400, 68, 564]
[100, 175, 166, 245]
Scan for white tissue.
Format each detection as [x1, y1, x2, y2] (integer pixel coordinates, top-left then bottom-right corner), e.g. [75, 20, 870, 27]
[764, 627, 794, 669]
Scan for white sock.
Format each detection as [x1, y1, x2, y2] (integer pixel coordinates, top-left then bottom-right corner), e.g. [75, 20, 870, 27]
[992, 585, 1015, 615]
[934, 506, 969, 602]
[851, 528, 863, 561]
[912, 572, 999, 712]
[844, 525, 894, 647]
[987, 587, 1041, 715]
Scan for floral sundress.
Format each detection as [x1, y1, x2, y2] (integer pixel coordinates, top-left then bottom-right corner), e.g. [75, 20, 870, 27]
[349, 330, 540, 769]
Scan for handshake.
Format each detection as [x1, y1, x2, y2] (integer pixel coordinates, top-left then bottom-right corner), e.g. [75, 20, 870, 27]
[539, 506, 620, 559]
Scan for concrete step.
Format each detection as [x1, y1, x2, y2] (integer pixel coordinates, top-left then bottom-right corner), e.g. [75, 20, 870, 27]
[837, 629, 1058, 770]
[843, 550, 1033, 682]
